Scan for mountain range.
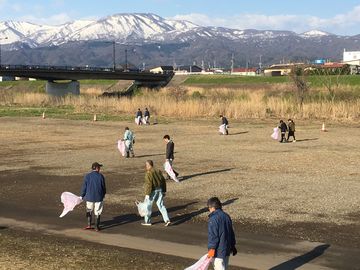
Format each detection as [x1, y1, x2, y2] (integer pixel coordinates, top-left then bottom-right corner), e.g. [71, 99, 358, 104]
[1, 13, 360, 68]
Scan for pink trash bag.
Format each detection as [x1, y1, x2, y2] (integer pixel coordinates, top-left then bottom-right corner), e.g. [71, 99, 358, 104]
[117, 140, 126, 157]
[164, 161, 179, 183]
[185, 254, 213, 270]
[271, 127, 280, 140]
[59, 192, 83, 218]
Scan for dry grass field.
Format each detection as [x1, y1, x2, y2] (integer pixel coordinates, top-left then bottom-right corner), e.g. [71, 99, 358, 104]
[1, 84, 360, 121]
[1, 116, 359, 228]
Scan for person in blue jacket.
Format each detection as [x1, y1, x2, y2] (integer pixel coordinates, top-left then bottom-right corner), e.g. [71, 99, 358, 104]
[80, 162, 106, 231]
[207, 197, 237, 270]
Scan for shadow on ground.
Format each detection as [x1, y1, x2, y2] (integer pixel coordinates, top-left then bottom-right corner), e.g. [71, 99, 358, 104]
[101, 202, 197, 230]
[135, 153, 164, 158]
[170, 198, 239, 226]
[228, 131, 249, 136]
[269, 244, 330, 270]
[293, 138, 319, 143]
[181, 168, 233, 182]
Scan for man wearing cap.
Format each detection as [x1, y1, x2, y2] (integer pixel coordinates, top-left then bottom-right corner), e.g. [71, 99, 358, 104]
[207, 197, 237, 270]
[80, 162, 106, 231]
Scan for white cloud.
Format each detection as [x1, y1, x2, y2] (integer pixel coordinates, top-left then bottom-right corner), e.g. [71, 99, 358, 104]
[11, 3, 23, 12]
[171, 5, 360, 35]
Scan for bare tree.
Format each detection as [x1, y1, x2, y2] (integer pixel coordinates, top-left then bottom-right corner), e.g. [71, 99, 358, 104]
[289, 66, 309, 111]
[311, 64, 350, 102]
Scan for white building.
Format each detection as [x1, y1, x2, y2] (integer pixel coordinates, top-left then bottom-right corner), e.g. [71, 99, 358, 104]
[343, 50, 360, 65]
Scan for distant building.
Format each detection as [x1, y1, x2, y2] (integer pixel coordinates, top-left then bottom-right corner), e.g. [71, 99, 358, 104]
[150, 66, 174, 74]
[313, 59, 326, 65]
[0, 76, 15, 82]
[232, 68, 258, 76]
[264, 64, 300, 76]
[343, 49, 360, 65]
[175, 65, 202, 74]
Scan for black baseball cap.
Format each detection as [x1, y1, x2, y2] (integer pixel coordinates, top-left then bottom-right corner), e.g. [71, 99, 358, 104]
[91, 162, 103, 170]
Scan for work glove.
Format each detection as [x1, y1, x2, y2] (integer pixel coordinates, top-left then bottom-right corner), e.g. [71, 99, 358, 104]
[232, 247, 238, 256]
[145, 195, 150, 201]
[79, 196, 83, 200]
[207, 249, 215, 258]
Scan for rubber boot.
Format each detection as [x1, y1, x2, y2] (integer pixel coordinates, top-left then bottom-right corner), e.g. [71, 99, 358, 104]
[84, 212, 92, 229]
[95, 215, 101, 231]
[126, 151, 130, 158]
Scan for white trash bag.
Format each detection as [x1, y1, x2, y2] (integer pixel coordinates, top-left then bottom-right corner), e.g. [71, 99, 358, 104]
[219, 124, 226, 135]
[164, 161, 179, 183]
[135, 199, 151, 217]
[117, 140, 126, 157]
[142, 117, 147, 125]
[59, 192, 83, 218]
[271, 127, 280, 140]
[185, 254, 213, 270]
[135, 116, 141, 125]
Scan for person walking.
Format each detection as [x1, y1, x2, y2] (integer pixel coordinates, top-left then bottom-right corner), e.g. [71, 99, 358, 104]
[135, 108, 143, 125]
[144, 108, 150, 125]
[287, 119, 296, 142]
[278, 120, 288, 143]
[142, 160, 171, 227]
[207, 197, 237, 270]
[123, 127, 135, 158]
[219, 115, 229, 135]
[80, 162, 106, 231]
[163, 134, 179, 179]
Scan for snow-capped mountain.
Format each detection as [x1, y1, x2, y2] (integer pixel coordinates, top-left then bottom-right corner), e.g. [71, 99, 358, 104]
[300, 30, 333, 38]
[1, 13, 358, 68]
[0, 13, 341, 48]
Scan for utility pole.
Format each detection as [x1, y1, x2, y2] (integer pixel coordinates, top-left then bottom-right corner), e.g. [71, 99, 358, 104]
[112, 41, 116, 71]
[232, 54, 235, 72]
[259, 55, 262, 69]
[0, 37, 8, 67]
[125, 49, 128, 71]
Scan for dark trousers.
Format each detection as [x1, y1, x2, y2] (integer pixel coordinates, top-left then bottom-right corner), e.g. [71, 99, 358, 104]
[287, 131, 295, 141]
[280, 132, 286, 142]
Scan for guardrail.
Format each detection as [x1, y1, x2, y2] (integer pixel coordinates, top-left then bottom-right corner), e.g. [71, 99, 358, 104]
[0, 65, 132, 72]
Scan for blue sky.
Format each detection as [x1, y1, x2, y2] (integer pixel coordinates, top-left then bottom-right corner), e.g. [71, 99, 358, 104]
[1, 0, 360, 35]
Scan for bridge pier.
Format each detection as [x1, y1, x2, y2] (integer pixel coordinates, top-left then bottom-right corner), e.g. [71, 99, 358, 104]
[46, 80, 80, 96]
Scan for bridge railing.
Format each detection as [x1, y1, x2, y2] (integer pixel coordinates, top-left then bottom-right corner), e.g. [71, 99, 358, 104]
[0, 64, 128, 72]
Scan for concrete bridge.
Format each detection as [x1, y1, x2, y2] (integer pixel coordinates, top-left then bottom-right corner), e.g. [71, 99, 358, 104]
[0, 65, 174, 96]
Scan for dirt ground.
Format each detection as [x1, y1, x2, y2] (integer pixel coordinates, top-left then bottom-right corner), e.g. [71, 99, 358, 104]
[0, 116, 359, 268]
[0, 227, 197, 270]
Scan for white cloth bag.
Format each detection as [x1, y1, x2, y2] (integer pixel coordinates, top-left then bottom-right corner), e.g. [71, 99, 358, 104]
[135, 199, 151, 217]
[219, 124, 226, 135]
[164, 161, 179, 183]
[117, 140, 126, 156]
[59, 192, 83, 218]
[184, 254, 213, 270]
[271, 127, 280, 140]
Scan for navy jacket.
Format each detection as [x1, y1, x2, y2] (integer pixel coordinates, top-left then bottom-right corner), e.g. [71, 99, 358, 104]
[80, 171, 106, 202]
[136, 111, 143, 118]
[144, 110, 150, 117]
[279, 122, 288, 133]
[208, 209, 236, 259]
[166, 140, 175, 160]
[221, 117, 229, 126]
